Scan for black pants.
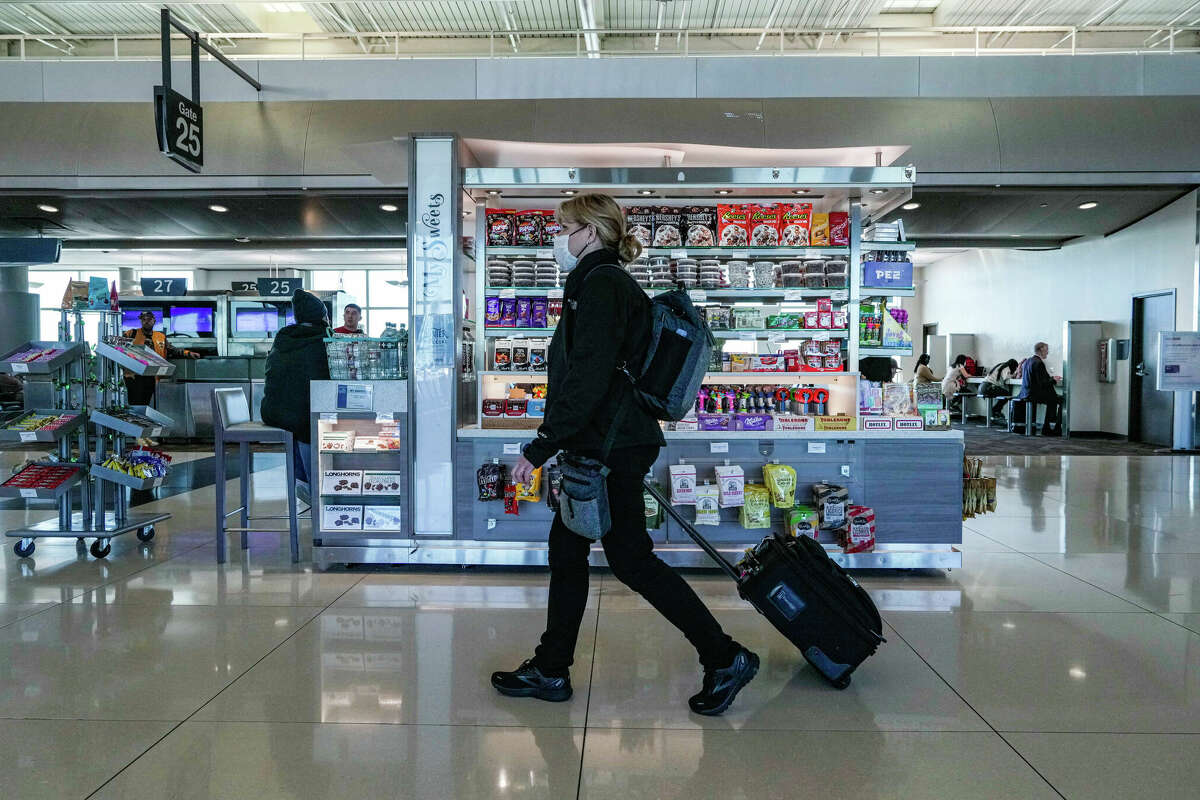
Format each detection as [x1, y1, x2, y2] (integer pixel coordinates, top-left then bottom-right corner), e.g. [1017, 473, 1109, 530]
[534, 446, 737, 673]
[124, 376, 156, 406]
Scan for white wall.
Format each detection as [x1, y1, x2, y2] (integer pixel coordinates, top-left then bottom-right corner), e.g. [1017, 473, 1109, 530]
[908, 190, 1198, 436]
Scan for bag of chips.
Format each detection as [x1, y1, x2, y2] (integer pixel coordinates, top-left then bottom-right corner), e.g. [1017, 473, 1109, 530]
[740, 484, 771, 529]
[515, 467, 542, 503]
[842, 505, 876, 553]
[714, 464, 745, 508]
[763, 463, 797, 509]
[812, 482, 849, 527]
[477, 461, 506, 501]
[669, 463, 697, 505]
[694, 483, 720, 526]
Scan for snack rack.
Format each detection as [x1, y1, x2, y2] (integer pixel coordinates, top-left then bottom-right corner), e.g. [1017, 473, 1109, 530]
[3, 310, 171, 559]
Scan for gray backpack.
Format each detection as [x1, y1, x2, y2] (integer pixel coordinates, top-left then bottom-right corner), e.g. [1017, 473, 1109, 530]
[589, 265, 715, 422]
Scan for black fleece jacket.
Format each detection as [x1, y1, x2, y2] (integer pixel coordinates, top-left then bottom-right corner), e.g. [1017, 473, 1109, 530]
[260, 322, 331, 443]
[523, 248, 665, 467]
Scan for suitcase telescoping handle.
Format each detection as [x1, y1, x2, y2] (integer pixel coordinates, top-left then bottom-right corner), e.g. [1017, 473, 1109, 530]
[644, 480, 742, 582]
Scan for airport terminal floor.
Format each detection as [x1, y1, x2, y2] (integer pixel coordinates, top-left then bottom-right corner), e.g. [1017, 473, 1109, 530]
[2, 449, 1199, 799]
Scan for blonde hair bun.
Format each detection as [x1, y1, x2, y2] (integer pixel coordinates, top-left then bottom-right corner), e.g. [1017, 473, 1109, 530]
[557, 193, 640, 263]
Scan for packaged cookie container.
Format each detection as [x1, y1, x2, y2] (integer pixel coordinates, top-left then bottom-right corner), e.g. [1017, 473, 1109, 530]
[717, 204, 750, 248]
[362, 471, 404, 495]
[752, 261, 776, 289]
[625, 206, 655, 248]
[780, 202, 813, 247]
[486, 209, 515, 246]
[733, 307, 764, 330]
[682, 206, 718, 248]
[652, 206, 683, 248]
[514, 211, 543, 248]
[321, 470, 363, 496]
[747, 204, 781, 247]
[322, 504, 363, 530]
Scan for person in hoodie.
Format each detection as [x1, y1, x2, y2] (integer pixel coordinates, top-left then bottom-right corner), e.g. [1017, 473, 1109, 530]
[261, 289, 330, 503]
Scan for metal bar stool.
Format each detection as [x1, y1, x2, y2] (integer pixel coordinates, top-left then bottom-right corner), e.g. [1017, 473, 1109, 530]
[211, 387, 300, 563]
[1008, 398, 1036, 436]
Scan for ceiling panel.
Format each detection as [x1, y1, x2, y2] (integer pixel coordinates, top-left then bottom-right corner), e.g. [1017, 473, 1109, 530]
[0, 192, 407, 240]
[880, 185, 1191, 245]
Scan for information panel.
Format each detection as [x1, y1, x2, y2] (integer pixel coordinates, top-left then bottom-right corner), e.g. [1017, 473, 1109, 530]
[1157, 331, 1200, 392]
[408, 135, 458, 537]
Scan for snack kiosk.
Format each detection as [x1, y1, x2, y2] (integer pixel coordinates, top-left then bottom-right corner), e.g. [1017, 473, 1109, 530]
[312, 135, 966, 571]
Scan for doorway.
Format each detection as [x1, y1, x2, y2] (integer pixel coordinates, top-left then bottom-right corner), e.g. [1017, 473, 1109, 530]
[922, 323, 938, 358]
[1129, 291, 1176, 446]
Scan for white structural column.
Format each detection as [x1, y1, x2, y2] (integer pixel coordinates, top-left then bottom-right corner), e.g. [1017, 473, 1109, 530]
[407, 134, 459, 536]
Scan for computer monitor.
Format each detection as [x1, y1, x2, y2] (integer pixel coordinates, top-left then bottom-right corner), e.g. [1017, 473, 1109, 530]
[168, 306, 214, 335]
[234, 308, 281, 334]
[122, 308, 162, 330]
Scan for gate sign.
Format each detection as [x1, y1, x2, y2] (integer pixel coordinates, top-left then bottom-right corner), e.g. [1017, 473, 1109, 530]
[140, 277, 187, 297]
[154, 86, 203, 173]
[256, 277, 303, 297]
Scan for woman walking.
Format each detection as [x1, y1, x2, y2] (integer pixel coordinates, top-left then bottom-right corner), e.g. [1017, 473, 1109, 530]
[490, 194, 758, 716]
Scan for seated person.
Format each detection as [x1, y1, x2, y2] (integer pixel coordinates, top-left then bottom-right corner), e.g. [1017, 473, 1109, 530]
[1015, 342, 1062, 436]
[913, 354, 938, 384]
[942, 354, 971, 413]
[979, 359, 1020, 422]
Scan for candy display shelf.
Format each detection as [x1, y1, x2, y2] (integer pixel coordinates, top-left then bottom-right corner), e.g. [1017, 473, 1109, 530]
[0, 410, 85, 443]
[94, 339, 176, 377]
[861, 287, 915, 298]
[88, 463, 166, 491]
[0, 341, 88, 375]
[860, 346, 914, 358]
[90, 406, 173, 439]
[482, 328, 557, 338]
[0, 463, 84, 500]
[7, 309, 171, 560]
[711, 329, 849, 340]
[486, 246, 851, 259]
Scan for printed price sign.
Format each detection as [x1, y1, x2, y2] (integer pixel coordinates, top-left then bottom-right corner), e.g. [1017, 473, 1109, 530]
[807, 442, 827, 454]
[783, 290, 806, 302]
[730, 250, 749, 260]
[19, 432, 37, 443]
[536, 249, 553, 260]
[709, 442, 729, 454]
[547, 289, 564, 300]
[738, 331, 757, 341]
[670, 249, 688, 259]
[688, 290, 707, 303]
[830, 290, 849, 301]
[502, 443, 521, 455]
[19, 488, 37, 498]
[320, 412, 338, 422]
[10, 362, 28, 374]
[375, 412, 394, 424]
[499, 288, 516, 299]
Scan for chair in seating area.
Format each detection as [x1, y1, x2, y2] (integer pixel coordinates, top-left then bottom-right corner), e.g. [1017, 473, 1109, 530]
[1007, 398, 1036, 436]
[211, 387, 300, 563]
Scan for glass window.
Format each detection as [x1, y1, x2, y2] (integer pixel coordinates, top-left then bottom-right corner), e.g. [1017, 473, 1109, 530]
[309, 270, 366, 305]
[366, 309, 408, 337]
[367, 270, 409, 308]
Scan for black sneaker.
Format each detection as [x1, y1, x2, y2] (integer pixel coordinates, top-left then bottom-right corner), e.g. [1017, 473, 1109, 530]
[491, 660, 573, 702]
[688, 647, 759, 716]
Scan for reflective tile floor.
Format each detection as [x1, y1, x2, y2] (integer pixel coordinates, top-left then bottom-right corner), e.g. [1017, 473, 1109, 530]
[1, 452, 1199, 798]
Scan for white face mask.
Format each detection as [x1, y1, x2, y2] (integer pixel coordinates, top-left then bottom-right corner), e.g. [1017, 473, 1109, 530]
[552, 233, 578, 272]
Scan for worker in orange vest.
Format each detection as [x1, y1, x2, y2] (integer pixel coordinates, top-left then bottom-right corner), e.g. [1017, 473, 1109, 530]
[123, 310, 200, 406]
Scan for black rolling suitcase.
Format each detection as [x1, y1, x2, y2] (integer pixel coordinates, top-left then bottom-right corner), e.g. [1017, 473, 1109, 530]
[646, 481, 885, 689]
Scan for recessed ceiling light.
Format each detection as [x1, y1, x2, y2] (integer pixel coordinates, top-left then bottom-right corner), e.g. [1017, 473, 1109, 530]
[1039, 203, 1049, 208]
[793, 189, 809, 195]
[716, 189, 732, 195]
[234, 237, 250, 243]
[1010, 234, 1021, 238]
[638, 189, 654, 196]
[486, 190, 501, 196]
[208, 204, 228, 213]
[379, 203, 398, 212]
[902, 202, 920, 210]
[561, 190, 576, 196]
[1078, 201, 1098, 210]
[869, 189, 887, 195]
[37, 203, 58, 213]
